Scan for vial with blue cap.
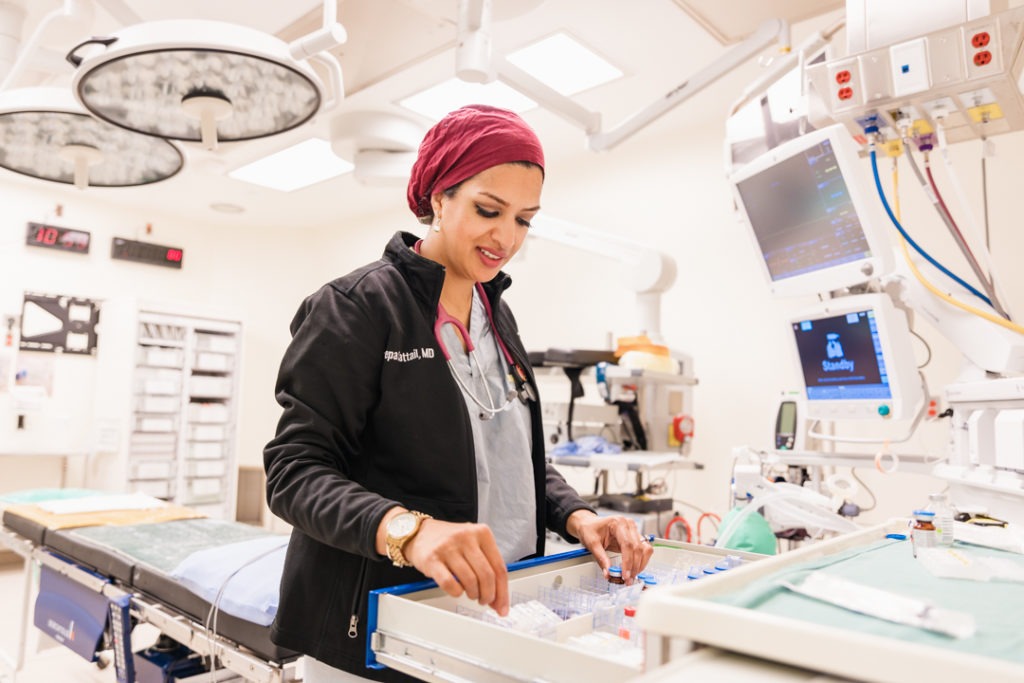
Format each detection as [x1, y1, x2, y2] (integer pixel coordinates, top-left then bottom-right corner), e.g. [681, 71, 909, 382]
[607, 565, 625, 585]
[911, 510, 937, 557]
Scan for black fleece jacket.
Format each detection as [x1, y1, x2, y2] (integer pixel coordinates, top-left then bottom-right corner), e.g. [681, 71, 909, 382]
[264, 231, 593, 680]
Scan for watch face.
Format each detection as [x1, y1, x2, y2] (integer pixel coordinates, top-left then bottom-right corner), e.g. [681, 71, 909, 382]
[388, 513, 417, 537]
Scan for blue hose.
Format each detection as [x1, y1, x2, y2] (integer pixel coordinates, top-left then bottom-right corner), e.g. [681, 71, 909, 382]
[868, 147, 991, 306]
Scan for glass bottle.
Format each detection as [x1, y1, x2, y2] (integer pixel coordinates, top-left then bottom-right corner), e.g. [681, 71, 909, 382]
[911, 510, 937, 557]
[607, 565, 625, 585]
[926, 492, 956, 547]
[639, 573, 658, 590]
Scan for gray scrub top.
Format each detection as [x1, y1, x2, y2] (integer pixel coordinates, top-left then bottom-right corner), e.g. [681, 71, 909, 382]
[439, 287, 537, 563]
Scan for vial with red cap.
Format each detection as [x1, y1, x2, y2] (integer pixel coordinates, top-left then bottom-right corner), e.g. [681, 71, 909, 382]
[618, 606, 638, 643]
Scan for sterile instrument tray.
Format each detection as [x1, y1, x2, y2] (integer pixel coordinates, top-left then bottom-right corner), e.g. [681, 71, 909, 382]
[636, 521, 1024, 683]
[368, 540, 763, 683]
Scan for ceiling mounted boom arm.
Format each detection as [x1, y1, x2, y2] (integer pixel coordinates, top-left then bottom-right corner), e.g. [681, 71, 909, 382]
[456, 0, 493, 83]
[0, 0, 93, 93]
[728, 17, 844, 118]
[288, 0, 347, 61]
[483, 17, 791, 152]
[496, 59, 602, 134]
[588, 18, 790, 151]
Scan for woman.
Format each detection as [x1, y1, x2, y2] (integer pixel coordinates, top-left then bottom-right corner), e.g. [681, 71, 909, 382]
[264, 104, 652, 682]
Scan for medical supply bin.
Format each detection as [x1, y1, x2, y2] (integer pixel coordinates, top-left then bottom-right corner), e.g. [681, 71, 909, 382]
[369, 540, 762, 683]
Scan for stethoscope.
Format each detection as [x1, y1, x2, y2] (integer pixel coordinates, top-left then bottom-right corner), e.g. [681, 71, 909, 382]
[434, 282, 537, 419]
[414, 240, 536, 418]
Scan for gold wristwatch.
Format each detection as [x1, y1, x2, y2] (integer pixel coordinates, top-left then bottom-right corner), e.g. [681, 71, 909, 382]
[385, 510, 432, 567]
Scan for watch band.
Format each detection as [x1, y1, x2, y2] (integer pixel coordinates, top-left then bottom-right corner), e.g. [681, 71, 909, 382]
[386, 510, 432, 568]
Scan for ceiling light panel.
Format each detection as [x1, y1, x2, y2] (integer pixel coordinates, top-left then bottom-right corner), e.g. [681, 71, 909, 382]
[506, 32, 623, 95]
[228, 138, 353, 192]
[398, 78, 537, 121]
[70, 21, 323, 144]
[0, 88, 183, 187]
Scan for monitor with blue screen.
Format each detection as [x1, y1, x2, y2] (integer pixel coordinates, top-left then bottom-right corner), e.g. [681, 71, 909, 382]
[729, 124, 893, 297]
[789, 294, 922, 421]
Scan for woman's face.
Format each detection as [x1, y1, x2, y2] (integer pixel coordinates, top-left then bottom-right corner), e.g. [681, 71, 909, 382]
[430, 162, 543, 285]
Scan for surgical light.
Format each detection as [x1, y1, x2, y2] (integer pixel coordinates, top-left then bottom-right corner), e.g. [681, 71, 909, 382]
[68, 20, 324, 150]
[0, 87, 183, 188]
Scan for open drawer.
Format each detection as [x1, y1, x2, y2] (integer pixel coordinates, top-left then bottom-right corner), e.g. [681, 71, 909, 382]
[368, 540, 764, 683]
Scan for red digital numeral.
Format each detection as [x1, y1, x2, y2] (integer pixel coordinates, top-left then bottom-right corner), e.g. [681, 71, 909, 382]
[166, 248, 183, 262]
[35, 226, 58, 245]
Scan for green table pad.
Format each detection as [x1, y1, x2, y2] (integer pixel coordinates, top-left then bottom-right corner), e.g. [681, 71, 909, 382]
[69, 518, 276, 573]
[712, 538, 1024, 663]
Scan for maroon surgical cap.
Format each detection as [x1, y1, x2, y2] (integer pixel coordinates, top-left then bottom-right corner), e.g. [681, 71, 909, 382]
[406, 104, 545, 221]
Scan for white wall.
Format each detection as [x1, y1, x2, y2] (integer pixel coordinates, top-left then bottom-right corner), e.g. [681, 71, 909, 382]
[0, 177, 360, 496]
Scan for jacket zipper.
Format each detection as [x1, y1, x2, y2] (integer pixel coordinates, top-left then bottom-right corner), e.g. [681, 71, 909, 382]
[348, 558, 370, 639]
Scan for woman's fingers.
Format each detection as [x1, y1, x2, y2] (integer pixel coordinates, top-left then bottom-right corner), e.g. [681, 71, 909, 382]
[573, 512, 655, 584]
[406, 520, 510, 615]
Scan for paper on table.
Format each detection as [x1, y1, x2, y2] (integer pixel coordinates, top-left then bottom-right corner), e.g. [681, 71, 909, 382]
[781, 571, 976, 639]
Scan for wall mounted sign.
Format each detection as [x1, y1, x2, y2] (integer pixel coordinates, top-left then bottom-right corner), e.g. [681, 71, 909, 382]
[25, 222, 92, 254]
[111, 237, 183, 269]
[19, 291, 100, 355]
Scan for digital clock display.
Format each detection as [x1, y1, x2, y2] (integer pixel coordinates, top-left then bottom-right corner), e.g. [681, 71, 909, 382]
[111, 237, 184, 269]
[26, 222, 91, 254]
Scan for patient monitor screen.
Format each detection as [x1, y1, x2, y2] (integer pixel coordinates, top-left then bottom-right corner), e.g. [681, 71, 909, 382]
[736, 138, 873, 282]
[792, 308, 890, 401]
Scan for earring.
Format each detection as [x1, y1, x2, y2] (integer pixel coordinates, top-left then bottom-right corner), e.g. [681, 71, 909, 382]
[433, 222, 441, 232]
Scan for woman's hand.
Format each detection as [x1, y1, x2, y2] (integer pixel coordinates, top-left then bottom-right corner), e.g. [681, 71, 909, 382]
[403, 519, 510, 616]
[567, 510, 654, 584]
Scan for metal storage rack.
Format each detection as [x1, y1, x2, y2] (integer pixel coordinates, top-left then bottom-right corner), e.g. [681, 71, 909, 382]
[127, 310, 241, 518]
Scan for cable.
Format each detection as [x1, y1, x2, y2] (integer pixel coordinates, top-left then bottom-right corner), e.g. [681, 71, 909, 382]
[981, 139, 991, 250]
[696, 512, 720, 545]
[889, 149, 933, 371]
[202, 543, 287, 675]
[891, 154, 901, 221]
[663, 515, 692, 542]
[908, 327, 933, 369]
[934, 121, 1016, 320]
[922, 160, 983, 281]
[895, 229, 1024, 335]
[897, 132, 1024, 332]
[935, 123, 997, 270]
[849, 468, 877, 512]
[922, 153, 1007, 318]
[868, 144, 992, 307]
[807, 371, 930, 444]
[905, 138, 999, 313]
